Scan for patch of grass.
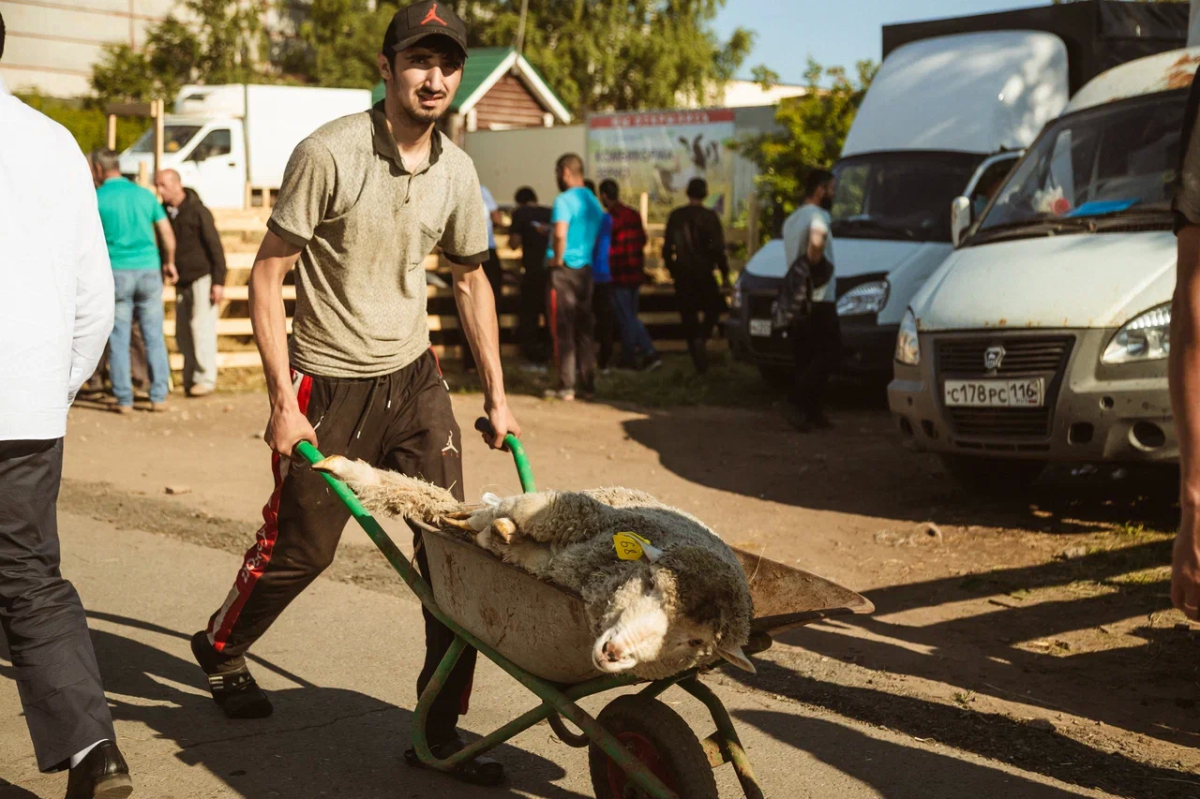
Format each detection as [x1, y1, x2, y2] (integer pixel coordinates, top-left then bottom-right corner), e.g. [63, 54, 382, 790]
[1113, 522, 1149, 538]
[1107, 566, 1170, 586]
[445, 353, 775, 409]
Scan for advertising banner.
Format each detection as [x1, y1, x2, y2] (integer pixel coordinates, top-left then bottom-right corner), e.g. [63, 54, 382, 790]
[588, 109, 735, 224]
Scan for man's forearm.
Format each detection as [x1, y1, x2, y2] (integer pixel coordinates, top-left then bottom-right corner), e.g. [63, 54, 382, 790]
[250, 264, 295, 411]
[1172, 227, 1200, 510]
[453, 263, 506, 405]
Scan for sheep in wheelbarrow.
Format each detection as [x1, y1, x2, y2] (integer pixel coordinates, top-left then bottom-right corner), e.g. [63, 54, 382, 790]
[313, 456, 755, 681]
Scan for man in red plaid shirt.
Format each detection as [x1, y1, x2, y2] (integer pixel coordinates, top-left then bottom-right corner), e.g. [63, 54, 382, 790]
[599, 179, 662, 371]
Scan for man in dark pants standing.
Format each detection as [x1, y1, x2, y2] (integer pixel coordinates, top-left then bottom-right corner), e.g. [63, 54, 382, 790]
[663, 178, 729, 374]
[189, 2, 519, 785]
[781, 169, 838, 431]
[0, 13, 133, 794]
[508, 186, 552, 367]
[544, 153, 604, 400]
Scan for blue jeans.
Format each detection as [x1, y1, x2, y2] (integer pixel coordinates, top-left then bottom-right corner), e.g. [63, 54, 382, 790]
[110, 270, 171, 405]
[610, 285, 658, 367]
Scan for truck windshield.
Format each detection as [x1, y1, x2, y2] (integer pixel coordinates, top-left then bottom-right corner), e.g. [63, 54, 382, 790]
[831, 152, 982, 243]
[129, 125, 203, 154]
[977, 91, 1185, 234]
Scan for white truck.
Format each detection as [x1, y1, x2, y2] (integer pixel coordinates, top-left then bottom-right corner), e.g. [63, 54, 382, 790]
[888, 46, 1198, 489]
[727, 1, 1188, 386]
[119, 84, 372, 209]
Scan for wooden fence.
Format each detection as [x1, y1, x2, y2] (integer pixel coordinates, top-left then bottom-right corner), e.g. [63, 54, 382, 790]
[164, 210, 744, 370]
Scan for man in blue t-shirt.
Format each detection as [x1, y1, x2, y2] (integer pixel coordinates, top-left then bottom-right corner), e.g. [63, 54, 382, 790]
[544, 153, 604, 400]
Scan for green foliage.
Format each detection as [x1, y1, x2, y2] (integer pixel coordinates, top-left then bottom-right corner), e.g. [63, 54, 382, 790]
[457, 0, 753, 114]
[297, 0, 397, 88]
[734, 58, 877, 243]
[15, 93, 145, 153]
[91, 0, 262, 105]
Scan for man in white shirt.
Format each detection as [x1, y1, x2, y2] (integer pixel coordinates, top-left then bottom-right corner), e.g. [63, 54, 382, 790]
[781, 169, 839, 431]
[0, 13, 134, 797]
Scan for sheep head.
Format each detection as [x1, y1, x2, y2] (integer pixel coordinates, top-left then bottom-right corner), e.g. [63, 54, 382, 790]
[591, 548, 755, 680]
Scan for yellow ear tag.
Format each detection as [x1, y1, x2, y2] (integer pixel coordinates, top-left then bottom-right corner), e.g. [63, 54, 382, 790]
[613, 531, 651, 561]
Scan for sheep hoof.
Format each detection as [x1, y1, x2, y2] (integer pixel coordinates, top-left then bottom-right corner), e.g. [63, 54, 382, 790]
[440, 516, 476, 532]
[312, 455, 350, 477]
[492, 518, 518, 543]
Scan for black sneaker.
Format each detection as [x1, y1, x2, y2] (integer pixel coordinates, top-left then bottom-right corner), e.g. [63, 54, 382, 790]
[190, 631, 273, 719]
[65, 741, 132, 799]
[404, 737, 505, 786]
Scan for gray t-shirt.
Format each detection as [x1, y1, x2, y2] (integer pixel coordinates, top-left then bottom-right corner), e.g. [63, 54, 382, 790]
[268, 103, 489, 378]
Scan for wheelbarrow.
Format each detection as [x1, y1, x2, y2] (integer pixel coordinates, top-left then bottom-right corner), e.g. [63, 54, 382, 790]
[296, 420, 873, 799]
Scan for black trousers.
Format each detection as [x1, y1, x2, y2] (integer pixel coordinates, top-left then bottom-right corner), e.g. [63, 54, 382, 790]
[676, 275, 726, 342]
[548, 266, 596, 392]
[462, 249, 504, 371]
[0, 438, 115, 772]
[593, 282, 615, 370]
[790, 303, 842, 418]
[203, 351, 474, 742]
[517, 265, 550, 363]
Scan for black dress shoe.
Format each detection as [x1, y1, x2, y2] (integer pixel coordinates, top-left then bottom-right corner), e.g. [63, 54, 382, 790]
[64, 741, 132, 799]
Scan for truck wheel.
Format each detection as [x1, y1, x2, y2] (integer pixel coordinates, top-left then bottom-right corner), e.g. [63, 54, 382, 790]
[588, 695, 718, 799]
[759, 365, 793, 389]
[941, 455, 1045, 494]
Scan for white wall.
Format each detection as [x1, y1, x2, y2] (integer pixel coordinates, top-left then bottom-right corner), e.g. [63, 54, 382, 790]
[465, 124, 588, 209]
[1191, 0, 1200, 48]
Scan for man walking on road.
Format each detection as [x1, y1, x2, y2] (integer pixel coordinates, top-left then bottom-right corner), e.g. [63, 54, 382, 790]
[599, 179, 660, 371]
[91, 149, 176, 413]
[781, 169, 839, 432]
[155, 170, 227, 397]
[190, 2, 519, 785]
[1171, 59, 1200, 622]
[545, 153, 604, 400]
[664, 178, 729, 374]
[0, 14, 134, 795]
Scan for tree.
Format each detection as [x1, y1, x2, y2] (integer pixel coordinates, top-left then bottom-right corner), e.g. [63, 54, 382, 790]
[735, 58, 877, 242]
[91, 0, 261, 105]
[297, 0, 397, 88]
[457, 0, 754, 114]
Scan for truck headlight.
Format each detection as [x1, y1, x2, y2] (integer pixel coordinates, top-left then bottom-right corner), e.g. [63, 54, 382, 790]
[1101, 303, 1170, 364]
[837, 279, 889, 316]
[895, 309, 920, 366]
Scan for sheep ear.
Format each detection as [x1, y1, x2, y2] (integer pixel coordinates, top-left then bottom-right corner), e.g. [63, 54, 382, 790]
[717, 645, 756, 674]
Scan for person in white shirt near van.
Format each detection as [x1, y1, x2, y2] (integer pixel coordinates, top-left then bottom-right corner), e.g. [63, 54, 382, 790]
[781, 169, 838, 432]
[0, 11, 134, 795]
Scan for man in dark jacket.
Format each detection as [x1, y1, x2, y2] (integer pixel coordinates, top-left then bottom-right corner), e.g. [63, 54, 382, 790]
[663, 178, 729, 373]
[155, 169, 227, 396]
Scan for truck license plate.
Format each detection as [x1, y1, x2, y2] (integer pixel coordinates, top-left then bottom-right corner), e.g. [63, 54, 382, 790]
[749, 319, 772, 337]
[944, 378, 1044, 408]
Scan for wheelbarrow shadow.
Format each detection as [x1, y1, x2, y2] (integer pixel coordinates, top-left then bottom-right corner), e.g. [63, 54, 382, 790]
[0, 613, 591, 799]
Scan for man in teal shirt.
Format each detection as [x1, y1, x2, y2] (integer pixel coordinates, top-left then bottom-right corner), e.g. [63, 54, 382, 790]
[90, 149, 176, 412]
[544, 153, 603, 400]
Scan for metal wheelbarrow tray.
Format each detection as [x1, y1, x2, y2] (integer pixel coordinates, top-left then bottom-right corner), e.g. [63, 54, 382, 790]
[297, 424, 872, 799]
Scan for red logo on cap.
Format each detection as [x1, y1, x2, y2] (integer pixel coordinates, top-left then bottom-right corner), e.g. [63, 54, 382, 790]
[421, 3, 447, 26]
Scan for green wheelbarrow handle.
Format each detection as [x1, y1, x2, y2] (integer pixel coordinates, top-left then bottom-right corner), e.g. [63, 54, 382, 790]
[473, 417, 536, 493]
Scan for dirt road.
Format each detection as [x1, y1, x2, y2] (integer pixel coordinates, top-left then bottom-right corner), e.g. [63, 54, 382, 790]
[8, 381, 1198, 797]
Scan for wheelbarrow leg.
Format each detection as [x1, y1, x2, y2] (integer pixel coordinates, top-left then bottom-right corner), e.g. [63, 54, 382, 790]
[679, 676, 765, 799]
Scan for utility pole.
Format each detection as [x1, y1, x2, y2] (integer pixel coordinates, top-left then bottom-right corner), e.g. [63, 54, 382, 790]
[515, 0, 530, 54]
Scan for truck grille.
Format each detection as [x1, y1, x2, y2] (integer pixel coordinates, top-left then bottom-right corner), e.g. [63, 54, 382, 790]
[935, 334, 1074, 443]
[937, 336, 1072, 376]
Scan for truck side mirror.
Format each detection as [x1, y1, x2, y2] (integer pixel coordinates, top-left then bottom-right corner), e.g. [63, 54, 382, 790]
[950, 196, 971, 248]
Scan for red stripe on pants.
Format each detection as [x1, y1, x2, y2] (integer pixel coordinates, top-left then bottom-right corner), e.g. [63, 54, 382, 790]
[549, 288, 560, 370]
[208, 371, 312, 652]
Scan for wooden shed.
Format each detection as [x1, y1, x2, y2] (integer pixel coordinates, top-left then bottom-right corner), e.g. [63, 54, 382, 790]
[372, 47, 572, 144]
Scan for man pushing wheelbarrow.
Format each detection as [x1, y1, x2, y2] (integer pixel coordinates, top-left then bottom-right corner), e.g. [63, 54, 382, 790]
[189, 2, 518, 785]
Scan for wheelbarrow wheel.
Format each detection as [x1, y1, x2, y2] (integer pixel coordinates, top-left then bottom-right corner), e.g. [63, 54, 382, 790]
[588, 695, 717, 799]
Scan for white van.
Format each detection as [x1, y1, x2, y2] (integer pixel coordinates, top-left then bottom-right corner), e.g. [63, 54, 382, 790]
[728, 31, 1067, 384]
[888, 48, 1198, 488]
[119, 84, 371, 209]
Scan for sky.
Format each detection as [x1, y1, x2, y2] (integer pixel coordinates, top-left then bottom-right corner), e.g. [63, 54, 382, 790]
[712, 0, 1059, 85]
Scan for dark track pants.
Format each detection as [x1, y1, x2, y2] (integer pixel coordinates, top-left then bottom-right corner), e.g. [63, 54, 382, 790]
[676, 275, 726, 343]
[0, 438, 115, 772]
[548, 266, 596, 392]
[204, 351, 474, 742]
[593, 282, 615, 370]
[791, 303, 842, 419]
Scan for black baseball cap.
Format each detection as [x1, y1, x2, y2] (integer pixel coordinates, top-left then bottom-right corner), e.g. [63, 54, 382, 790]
[382, 1, 468, 59]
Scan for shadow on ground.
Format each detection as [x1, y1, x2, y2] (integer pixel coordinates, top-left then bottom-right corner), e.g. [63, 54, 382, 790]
[2, 613, 589, 799]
